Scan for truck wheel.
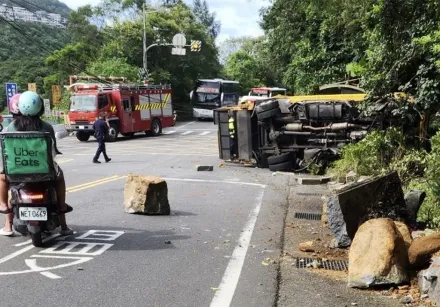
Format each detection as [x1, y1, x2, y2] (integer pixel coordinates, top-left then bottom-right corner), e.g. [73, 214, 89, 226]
[106, 123, 119, 142]
[268, 160, 293, 172]
[151, 119, 162, 136]
[76, 131, 90, 142]
[267, 152, 292, 165]
[257, 108, 281, 121]
[255, 100, 279, 113]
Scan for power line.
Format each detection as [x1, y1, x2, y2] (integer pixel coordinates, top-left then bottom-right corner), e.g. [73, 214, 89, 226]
[0, 13, 114, 86]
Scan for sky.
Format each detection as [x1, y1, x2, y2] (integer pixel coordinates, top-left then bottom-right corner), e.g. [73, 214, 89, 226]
[59, 0, 269, 44]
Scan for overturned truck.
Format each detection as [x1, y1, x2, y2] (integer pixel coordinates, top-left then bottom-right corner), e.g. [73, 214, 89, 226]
[214, 84, 419, 172]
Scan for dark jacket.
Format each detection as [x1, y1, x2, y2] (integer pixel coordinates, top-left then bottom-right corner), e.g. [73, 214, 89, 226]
[93, 119, 109, 138]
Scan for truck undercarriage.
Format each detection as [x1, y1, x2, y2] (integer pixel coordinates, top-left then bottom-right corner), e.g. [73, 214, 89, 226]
[214, 94, 417, 173]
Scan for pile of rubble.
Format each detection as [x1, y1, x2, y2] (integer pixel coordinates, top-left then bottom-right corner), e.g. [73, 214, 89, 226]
[320, 171, 440, 305]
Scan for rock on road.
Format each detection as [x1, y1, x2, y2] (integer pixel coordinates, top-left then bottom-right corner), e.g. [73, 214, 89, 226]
[0, 121, 288, 307]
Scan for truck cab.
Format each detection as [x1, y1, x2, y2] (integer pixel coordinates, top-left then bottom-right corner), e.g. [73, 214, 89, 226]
[67, 84, 118, 142]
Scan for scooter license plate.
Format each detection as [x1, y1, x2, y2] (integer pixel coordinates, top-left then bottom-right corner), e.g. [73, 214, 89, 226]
[19, 207, 48, 221]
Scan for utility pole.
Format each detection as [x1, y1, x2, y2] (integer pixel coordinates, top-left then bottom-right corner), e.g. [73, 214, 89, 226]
[142, 2, 147, 73]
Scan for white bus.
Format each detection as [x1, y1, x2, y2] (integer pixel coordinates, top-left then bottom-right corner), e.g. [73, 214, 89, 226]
[190, 79, 240, 119]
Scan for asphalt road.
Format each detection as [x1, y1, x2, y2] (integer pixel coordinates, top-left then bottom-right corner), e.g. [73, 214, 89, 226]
[0, 120, 288, 307]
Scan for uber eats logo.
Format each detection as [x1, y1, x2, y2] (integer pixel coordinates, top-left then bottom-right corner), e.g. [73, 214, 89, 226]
[14, 148, 40, 166]
[4, 138, 50, 175]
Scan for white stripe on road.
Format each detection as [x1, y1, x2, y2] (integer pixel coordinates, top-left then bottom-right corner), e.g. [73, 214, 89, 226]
[180, 131, 193, 135]
[176, 121, 196, 129]
[210, 189, 266, 307]
[199, 131, 210, 136]
[0, 234, 61, 264]
[163, 131, 175, 135]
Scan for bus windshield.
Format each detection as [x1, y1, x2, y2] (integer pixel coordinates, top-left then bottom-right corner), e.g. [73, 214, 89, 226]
[193, 81, 221, 104]
[70, 95, 97, 112]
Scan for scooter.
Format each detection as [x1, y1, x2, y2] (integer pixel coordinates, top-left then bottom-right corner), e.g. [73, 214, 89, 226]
[1, 131, 69, 247]
[10, 181, 62, 247]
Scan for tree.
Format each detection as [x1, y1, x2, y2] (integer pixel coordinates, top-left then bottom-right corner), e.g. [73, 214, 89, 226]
[192, 0, 220, 39]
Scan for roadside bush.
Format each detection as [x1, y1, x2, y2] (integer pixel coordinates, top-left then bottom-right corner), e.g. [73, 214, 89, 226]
[328, 127, 408, 177]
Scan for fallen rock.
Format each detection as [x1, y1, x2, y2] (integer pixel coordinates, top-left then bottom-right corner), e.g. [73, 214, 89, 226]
[409, 234, 440, 269]
[405, 190, 426, 227]
[326, 171, 410, 247]
[395, 221, 413, 249]
[124, 174, 170, 215]
[418, 256, 440, 305]
[299, 241, 316, 252]
[412, 229, 437, 239]
[347, 218, 409, 288]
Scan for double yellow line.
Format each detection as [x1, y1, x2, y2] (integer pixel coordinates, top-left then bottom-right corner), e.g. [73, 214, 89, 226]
[66, 175, 126, 193]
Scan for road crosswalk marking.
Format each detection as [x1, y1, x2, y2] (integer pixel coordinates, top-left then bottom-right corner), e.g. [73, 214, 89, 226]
[162, 130, 213, 136]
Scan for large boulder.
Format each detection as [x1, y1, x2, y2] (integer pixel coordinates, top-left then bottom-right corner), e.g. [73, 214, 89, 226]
[348, 218, 409, 288]
[124, 174, 170, 215]
[404, 190, 426, 228]
[408, 234, 440, 269]
[394, 221, 413, 249]
[326, 171, 410, 247]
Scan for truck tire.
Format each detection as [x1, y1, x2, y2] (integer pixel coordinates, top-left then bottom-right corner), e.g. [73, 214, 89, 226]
[256, 108, 281, 121]
[268, 160, 293, 172]
[255, 100, 279, 113]
[106, 123, 119, 142]
[267, 152, 292, 165]
[76, 131, 90, 142]
[151, 118, 162, 136]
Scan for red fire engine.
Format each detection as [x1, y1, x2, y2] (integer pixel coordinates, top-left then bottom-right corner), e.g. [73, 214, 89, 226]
[67, 78, 174, 142]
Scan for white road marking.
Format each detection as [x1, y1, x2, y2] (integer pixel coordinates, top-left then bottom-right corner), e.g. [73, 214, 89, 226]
[199, 131, 211, 136]
[40, 241, 113, 256]
[76, 230, 124, 241]
[210, 189, 265, 307]
[15, 240, 32, 247]
[181, 131, 193, 135]
[176, 121, 196, 129]
[41, 271, 61, 279]
[0, 233, 61, 264]
[163, 130, 175, 135]
[161, 177, 267, 188]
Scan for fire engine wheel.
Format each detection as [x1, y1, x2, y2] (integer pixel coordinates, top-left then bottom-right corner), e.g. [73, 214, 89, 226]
[150, 119, 162, 136]
[76, 132, 90, 142]
[105, 123, 119, 142]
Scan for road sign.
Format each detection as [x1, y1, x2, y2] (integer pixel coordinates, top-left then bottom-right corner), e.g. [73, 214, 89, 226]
[28, 83, 37, 92]
[43, 99, 51, 117]
[172, 33, 186, 47]
[191, 40, 202, 52]
[5, 82, 17, 113]
[171, 33, 187, 56]
[52, 85, 61, 105]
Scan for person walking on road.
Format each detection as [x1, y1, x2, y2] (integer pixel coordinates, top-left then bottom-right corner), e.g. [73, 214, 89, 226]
[93, 112, 112, 164]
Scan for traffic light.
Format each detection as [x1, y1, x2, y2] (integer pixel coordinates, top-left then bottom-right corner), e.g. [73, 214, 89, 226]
[191, 40, 202, 52]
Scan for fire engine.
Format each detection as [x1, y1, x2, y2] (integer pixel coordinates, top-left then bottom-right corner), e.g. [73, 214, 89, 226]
[67, 77, 174, 143]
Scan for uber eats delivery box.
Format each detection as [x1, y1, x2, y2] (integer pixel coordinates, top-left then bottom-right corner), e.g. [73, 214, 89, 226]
[0, 132, 55, 182]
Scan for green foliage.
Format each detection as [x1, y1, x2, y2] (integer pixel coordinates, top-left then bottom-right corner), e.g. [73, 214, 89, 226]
[87, 58, 139, 82]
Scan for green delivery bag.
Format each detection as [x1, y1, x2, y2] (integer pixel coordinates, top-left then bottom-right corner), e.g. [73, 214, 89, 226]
[0, 132, 55, 182]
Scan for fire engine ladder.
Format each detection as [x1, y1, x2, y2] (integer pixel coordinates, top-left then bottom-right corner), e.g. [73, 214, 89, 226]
[98, 84, 172, 91]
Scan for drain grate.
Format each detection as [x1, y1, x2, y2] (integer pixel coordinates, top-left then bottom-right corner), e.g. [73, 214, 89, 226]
[294, 212, 322, 221]
[294, 257, 348, 271]
[296, 192, 323, 197]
